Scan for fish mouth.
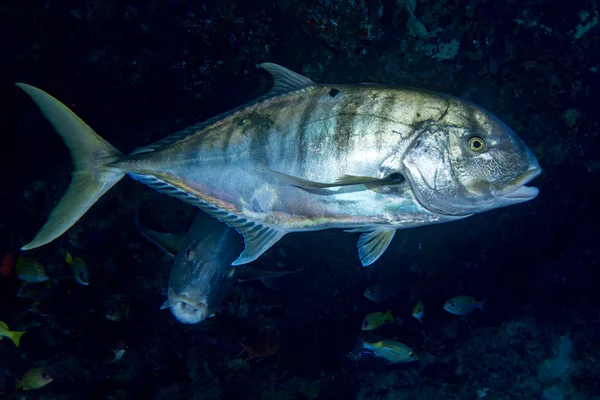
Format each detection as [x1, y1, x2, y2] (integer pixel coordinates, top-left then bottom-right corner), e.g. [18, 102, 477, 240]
[494, 166, 542, 200]
[169, 293, 209, 324]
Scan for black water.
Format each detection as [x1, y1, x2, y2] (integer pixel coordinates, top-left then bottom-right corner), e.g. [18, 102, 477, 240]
[1, 1, 599, 399]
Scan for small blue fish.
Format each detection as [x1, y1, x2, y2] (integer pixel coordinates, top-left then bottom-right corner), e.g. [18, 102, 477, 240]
[363, 283, 393, 303]
[443, 296, 486, 316]
[360, 340, 418, 363]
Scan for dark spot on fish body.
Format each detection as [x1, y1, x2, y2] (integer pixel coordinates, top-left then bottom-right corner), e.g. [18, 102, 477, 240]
[329, 87, 340, 97]
[333, 120, 352, 158]
[297, 97, 322, 173]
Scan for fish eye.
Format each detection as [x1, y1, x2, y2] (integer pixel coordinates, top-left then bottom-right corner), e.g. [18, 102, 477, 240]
[468, 136, 486, 152]
[450, 301, 456, 308]
[42, 373, 49, 379]
[409, 352, 415, 358]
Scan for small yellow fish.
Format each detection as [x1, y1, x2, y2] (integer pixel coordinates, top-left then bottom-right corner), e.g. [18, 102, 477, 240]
[16, 257, 49, 283]
[412, 301, 424, 323]
[106, 302, 130, 322]
[16, 367, 53, 391]
[361, 310, 394, 331]
[361, 340, 418, 363]
[65, 251, 89, 286]
[443, 296, 487, 316]
[0, 321, 26, 347]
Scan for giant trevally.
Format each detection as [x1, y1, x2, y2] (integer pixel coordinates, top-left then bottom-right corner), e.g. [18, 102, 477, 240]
[16, 63, 541, 266]
[139, 213, 301, 324]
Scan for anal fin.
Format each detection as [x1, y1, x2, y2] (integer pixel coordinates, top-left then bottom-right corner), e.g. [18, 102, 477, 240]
[346, 227, 396, 267]
[128, 173, 286, 265]
[229, 221, 286, 266]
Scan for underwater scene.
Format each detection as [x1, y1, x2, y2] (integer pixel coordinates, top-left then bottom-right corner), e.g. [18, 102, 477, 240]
[1, 0, 599, 399]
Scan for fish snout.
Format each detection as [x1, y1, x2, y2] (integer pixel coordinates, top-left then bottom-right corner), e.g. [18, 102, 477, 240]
[169, 294, 209, 324]
[494, 165, 542, 200]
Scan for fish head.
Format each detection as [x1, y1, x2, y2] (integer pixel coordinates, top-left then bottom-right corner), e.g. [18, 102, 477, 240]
[40, 371, 54, 385]
[168, 253, 234, 324]
[402, 102, 541, 216]
[361, 318, 373, 331]
[168, 216, 239, 324]
[443, 299, 459, 314]
[168, 289, 210, 324]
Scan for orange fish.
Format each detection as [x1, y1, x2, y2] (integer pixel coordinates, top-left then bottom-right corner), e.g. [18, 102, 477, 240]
[239, 337, 279, 360]
[0, 253, 14, 278]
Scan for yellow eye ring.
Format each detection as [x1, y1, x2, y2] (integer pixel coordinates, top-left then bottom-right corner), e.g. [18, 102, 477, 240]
[468, 136, 485, 152]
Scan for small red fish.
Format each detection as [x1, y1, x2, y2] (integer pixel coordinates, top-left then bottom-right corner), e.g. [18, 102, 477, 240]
[0, 253, 14, 278]
[239, 337, 279, 360]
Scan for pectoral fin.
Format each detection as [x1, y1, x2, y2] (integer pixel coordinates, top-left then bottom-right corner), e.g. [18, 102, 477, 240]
[234, 266, 303, 281]
[267, 168, 404, 190]
[134, 213, 184, 258]
[346, 227, 396, 266]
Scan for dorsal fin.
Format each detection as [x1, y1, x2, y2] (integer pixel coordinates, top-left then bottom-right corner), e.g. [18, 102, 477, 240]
[259, 63, 315, 96]
[128, 173, 286, 265]
[129, 123, 209, 155]
[131, 63, 314, 155]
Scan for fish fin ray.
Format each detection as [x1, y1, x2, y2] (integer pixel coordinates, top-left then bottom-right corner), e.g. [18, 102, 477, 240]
[9, 330, 26, 347]
[134, 211, 183, 257]
[266, 168, 402, 190]
[131, 64, 313, 155]
[355, 228, 396, 266]
[235, 266, 303, 281]
[16, 83, 125, 250]
[230, 222, 286, 266]
[259, 63, 315, 96]
[130, 121, 218, 155]
[128, 173, 285, 265]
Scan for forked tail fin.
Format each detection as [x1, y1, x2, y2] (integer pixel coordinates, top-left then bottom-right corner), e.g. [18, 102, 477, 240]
[16, 83, 125, 250]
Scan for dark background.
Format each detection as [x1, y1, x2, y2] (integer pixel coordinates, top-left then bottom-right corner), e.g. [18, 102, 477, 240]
[1, 0, 599, 399]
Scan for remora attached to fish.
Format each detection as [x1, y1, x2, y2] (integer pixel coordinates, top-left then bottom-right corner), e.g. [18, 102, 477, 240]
[140, 213, 301, 324]
[16, 63, 541, 266]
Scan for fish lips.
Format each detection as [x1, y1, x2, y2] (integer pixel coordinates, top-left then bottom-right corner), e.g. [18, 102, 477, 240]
[493, 166, 542, 201]
[168, 292, 209, 324]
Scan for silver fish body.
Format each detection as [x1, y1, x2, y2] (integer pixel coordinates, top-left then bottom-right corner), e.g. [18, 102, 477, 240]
[17, 63, 541, 267]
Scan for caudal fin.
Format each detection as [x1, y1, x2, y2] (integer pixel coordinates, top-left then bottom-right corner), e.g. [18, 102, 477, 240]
[9, 330, 26, 347]
[16, 83, 125, 250]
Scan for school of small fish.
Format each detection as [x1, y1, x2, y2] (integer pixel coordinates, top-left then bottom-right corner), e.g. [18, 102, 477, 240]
[352, 295, 488, 363]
